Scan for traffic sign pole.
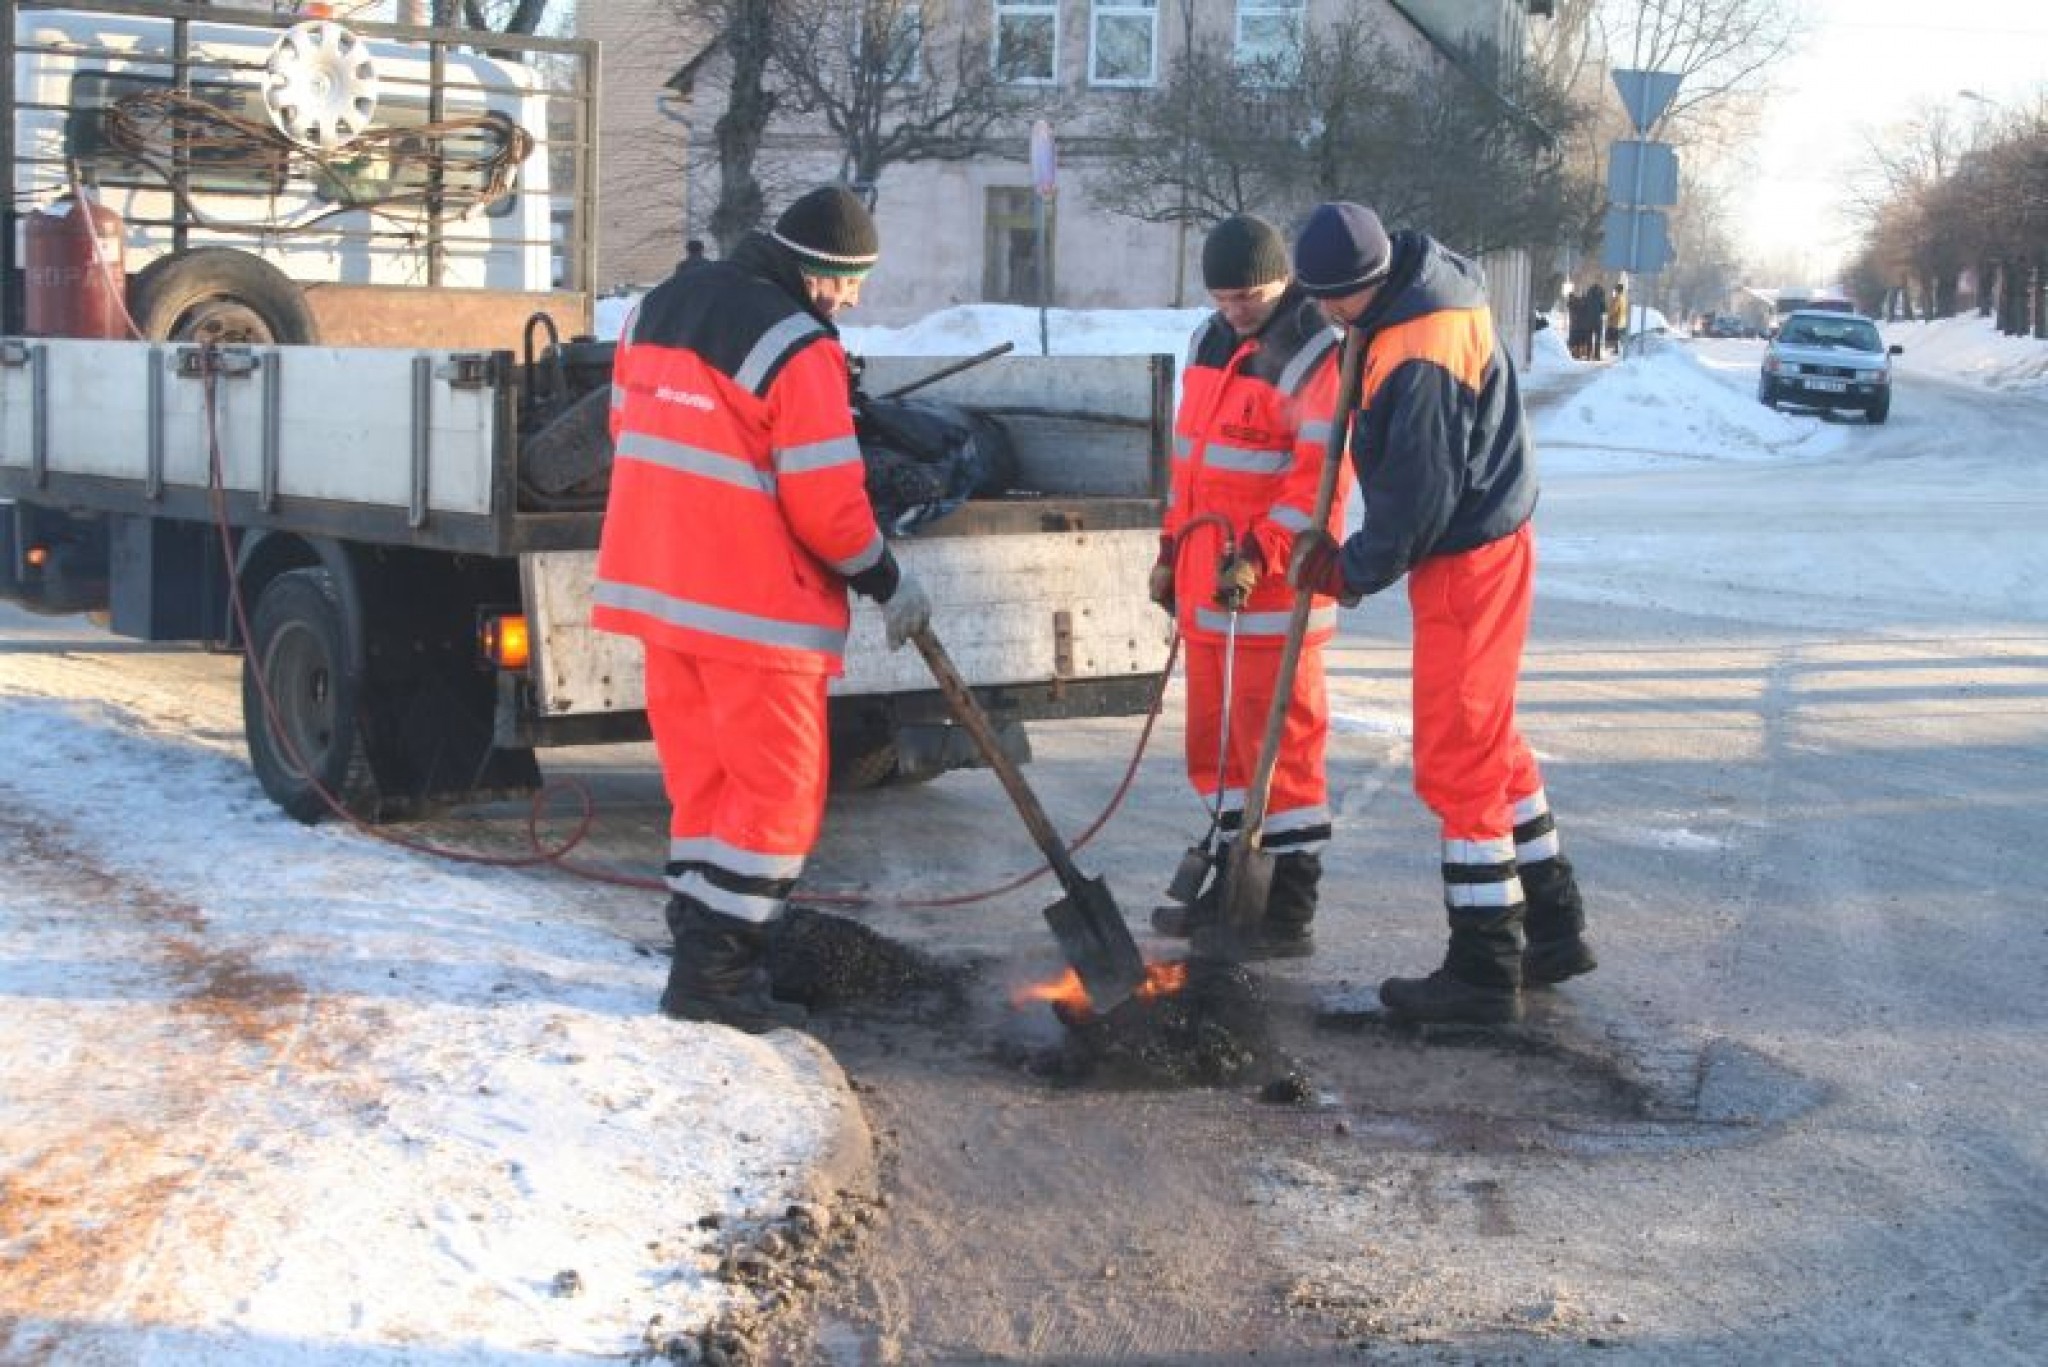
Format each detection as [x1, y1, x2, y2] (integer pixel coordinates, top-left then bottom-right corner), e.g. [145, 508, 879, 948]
[1609, 69, 1682, 357]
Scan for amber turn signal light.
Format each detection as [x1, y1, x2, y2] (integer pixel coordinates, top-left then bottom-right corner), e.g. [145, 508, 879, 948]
[477, 612, 530, 671]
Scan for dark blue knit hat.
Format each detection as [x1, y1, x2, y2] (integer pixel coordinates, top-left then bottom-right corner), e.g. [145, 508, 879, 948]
[1292, 202, 1392, 299]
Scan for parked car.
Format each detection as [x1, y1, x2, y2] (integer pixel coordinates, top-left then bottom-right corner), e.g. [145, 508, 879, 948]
[1758, 310, 1902, 423]
[1702, 314, 1751, 339]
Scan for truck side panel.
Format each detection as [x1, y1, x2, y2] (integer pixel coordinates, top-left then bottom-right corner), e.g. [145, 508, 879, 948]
[0, 338, 502, 519]
[523, 530, 1169, 718]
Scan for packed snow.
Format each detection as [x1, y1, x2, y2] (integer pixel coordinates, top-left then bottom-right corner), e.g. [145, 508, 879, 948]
[3, 297, 2042, 1361]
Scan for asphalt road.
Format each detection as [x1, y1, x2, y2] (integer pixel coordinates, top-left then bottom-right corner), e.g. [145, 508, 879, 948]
[793, 347, 2048, 1362]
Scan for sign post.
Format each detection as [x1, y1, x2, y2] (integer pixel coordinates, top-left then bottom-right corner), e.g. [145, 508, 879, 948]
[1029, 120, 1056, 355]
[1608, 69, 1682, 356]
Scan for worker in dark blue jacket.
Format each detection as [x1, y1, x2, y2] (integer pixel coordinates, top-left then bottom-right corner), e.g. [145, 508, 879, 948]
[1287, 202, 1596, 1026]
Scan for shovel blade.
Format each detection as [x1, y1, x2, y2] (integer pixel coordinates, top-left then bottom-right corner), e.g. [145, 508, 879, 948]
[1041, 875, 1147, 1012]
[1196, 840, 1275, 961]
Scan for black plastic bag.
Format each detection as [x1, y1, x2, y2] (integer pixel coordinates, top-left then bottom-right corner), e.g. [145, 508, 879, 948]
[855, 397, 1017, 534]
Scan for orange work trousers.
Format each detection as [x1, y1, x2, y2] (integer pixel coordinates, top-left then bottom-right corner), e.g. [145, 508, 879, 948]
[1182, 636, 1331, 854]
[643, 646, 830, 924]
[1408, 523, 1545, 843]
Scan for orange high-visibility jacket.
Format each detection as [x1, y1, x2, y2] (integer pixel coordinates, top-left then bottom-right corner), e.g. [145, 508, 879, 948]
[1164, 287, 1351, 646]
[593, 239, 888, 676]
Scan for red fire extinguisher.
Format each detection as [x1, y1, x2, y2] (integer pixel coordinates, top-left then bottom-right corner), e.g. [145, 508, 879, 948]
[24, 193, 128, 339]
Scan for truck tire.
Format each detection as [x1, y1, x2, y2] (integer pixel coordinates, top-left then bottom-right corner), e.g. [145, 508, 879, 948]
[127, 248, 319, 345]
[243, 567, 377, 824]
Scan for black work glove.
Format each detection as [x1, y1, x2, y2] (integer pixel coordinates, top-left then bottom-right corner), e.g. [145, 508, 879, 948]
[1147, 534, 1176, 614]
[1288, 530, 1361, 607]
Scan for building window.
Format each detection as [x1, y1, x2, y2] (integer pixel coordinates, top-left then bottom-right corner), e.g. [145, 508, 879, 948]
[985, 187, 1052, 304]
[1090, 1, 1157, 87]
[994, 0, 1056, 84]
[1236, 0, 1304, 81]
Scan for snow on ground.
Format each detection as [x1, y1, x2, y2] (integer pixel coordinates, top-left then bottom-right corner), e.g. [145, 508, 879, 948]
[0, 689, 865, 1362]
[5, 295, 2044, 1361]
[1886, 313, 2048, 393]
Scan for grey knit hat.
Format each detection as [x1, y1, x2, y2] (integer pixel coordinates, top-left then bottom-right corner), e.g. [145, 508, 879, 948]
[1292, 202, 1393, 299]
[771, 186, 880, 278]
[1202, 214, 1290, 290]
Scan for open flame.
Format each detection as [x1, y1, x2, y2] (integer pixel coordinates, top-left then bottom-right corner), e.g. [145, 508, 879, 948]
[1011, 959, 1188, 1017]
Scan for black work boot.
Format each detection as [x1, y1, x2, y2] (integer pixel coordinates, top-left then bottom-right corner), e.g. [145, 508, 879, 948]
[1248, 851, 1320, 960]
[1520, 855, 1597, 987]
[1146, 856, 1220, 942]
[1379, 912, 1525, 1026]
[1157, 853, 1314, 960]
[660, 894, 808, 1033]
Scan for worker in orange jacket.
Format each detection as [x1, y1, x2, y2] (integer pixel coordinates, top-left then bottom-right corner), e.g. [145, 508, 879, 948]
[1287, 202, 1596, 1026]
[1149, 214, 1351, 958]
[593, 186, 931, 1033]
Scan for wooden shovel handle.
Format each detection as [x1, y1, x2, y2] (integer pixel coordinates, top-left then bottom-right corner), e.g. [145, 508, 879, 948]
[1239, 325, 1367, 848]
[910, 623, 1084, 886]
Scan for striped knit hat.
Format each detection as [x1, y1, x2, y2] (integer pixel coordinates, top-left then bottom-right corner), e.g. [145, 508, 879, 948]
[771, 186, 880, 279]
[1292, 202, 1393, 299]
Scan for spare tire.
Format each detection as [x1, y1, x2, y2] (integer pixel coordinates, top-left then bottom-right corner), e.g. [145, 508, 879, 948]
[127, 247, 319, 345]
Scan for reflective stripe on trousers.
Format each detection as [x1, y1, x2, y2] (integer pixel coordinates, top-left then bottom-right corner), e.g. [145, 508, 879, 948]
[643, 645, 829, 924]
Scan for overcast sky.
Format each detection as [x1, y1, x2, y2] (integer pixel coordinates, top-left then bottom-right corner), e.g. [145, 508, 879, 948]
[1734, 0, 2048, 283]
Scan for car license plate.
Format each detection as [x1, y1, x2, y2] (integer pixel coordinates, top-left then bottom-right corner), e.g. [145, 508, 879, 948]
[1805, 378, 1846, 393]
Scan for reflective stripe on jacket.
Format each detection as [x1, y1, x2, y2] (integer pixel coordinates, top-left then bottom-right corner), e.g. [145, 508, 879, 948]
[592, 235, 884, 675]
[1163, 287, 1350, 645]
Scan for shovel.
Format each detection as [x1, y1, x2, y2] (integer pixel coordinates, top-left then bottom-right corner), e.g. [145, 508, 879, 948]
[1165, 568, 1242, 906]
[909, 623, 1148, 1012]
[1206, 324, 1368, 959]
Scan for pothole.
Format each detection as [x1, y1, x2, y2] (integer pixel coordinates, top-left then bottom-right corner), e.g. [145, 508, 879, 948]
[772, 913, 1820, 1156]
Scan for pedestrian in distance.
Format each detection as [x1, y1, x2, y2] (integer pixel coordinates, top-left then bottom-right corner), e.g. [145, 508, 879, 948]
[592, 185, 932, 1033]
[1285, 202, 1597, 1026]
[1567, 283, 1599, 360]
[1607, 281, 1628, 356]
[1148, 214, 1354, 958]
[683, 237, 708, 265]
[1584, 279, 1609, 360]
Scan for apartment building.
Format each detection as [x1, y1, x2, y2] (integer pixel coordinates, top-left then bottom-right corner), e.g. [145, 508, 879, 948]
[579, 2, 1547, 331]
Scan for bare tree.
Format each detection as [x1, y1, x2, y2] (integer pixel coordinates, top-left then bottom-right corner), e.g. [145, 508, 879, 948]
[1848, 104, 1973, 317]
[650, 1, 786, 253]
[428, 0, 552, 35]
[1092, 13, 1578, 256]
[1851, 96, 2048, 333]
[768, 1, 1019, 197]
[1088, 42, 1314, 229]
[1662, 176, 1743, 322]
[1594, 0, 1800, 139]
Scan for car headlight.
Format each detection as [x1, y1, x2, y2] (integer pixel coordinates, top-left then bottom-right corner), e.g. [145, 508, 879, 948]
[1855, 368, 1886, 383]
[1763, 355, 1781, 375]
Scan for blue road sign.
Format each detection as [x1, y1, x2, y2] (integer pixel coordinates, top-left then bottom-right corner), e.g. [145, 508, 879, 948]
[1608, 140, 1679, 207]
[1602, 207, 1672, 273]
[1613, 69, 1681, 135]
